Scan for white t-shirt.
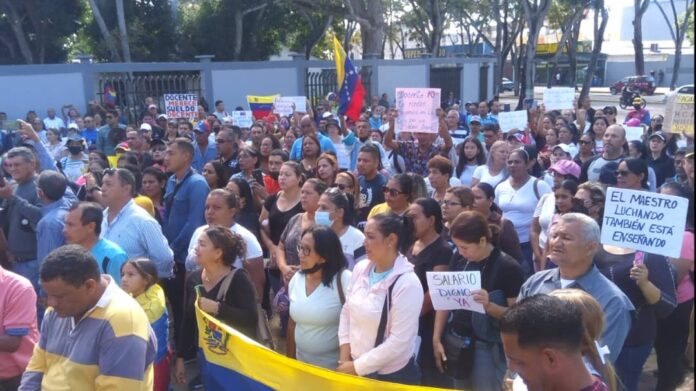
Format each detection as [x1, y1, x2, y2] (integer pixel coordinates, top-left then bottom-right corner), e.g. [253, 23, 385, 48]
[185, 223, 263, 271]
[340, 226, 365, 270]
[289, 270, 352, 369]
[533, 192, 556, 249]
[473, 165, 507, 188]
[332, 140, 353, 170]
[495, 177, 551, 243]
[458, 164, 480, 187]
[425, 177, 463, 199]
[43, 116, 66, 130]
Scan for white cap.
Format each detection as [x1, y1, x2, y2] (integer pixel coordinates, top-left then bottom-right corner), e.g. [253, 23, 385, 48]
[553, 143, 571, 155]
[139, 123, 152, 131]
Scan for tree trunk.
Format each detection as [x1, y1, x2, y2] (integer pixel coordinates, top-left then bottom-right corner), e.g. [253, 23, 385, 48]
[522, 0, 551, 101]
[580, 2, 608, 100]
[344, 0, 385, 59]
[547, 7, 584, 88]
[86, 0, 122, 61]
[567, 14, 582, 89]
[654, 0, 693, 90]
[633, 0, 650, 75]
[233, 8, 244, 60]
[0, 0, 34, 64]
[115, 0, 131, 62]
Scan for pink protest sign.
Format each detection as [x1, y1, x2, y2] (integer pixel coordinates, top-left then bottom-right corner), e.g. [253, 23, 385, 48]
[395, 88, 441, 133]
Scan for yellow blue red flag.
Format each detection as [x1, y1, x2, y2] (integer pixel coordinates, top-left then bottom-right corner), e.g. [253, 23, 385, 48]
[333, 36, 365, 121]
[194, 301, 455, 390]
[246, 95, 279, 121]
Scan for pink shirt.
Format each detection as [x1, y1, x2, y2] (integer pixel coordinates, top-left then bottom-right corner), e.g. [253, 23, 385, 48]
[0, 266, 39, 378]
[676, 231, 695, 303]
[338, 255, 423, 376]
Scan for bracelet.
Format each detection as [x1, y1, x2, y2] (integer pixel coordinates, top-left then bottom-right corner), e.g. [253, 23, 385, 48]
[215, 301, 221, 316]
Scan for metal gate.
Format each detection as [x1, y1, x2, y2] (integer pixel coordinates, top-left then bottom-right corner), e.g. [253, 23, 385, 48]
[97, 71, 202, 124]
[305, 68, 372, 109]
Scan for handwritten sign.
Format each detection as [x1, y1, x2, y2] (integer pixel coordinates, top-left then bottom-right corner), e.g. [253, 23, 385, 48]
[601, 187, 688, 258]
[663, 93, 694, 136]
[396, 88, 441, 133]
[426, 271, 484, 313]
[164, 93, 198, 120]
[498, 110, 529, 132]
[273, 96, 307, 116]
[623, 125, 645, 142]
[232, 110, 254, 128]
[542, 87, 575, 110]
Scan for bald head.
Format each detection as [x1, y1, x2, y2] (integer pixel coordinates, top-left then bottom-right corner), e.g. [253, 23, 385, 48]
[299, 115, 315, 136]
[446, 110, 459, 129]
[606, 124, 626, 139]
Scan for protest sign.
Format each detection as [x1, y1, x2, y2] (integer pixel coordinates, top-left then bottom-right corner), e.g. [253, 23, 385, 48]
[601, 187, 688, 258]
[542, 87, 575, 110]
[164, 93, 197, 119]
[623, 125, 645, 142]
[395, 88, 441, 133]
[498, 110, 529, 132]
[273, 96, 307, 116]
[426, 271, 484, 313]
[663, 93, 694, 136]
[232, 111, 254, 128]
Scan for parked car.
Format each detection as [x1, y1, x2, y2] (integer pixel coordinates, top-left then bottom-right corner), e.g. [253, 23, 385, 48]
[610, 75, 656, 95]
[669, 84, 694, 96]
[501, 77, 514, 92]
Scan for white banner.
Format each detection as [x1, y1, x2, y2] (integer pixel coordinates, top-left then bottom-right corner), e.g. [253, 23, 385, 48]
[623, 125, 645, 142]
[498, 110, 529, 132]
[164, 93, 198, 119]
[232, 110, 254, 128]
[426, 271, 484, 313]
[273, 96, 307, 116]
[396, 88, 441, 133]
[542, 87, 575, 110]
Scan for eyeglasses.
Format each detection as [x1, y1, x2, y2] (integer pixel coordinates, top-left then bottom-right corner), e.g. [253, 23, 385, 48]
[441, 200, 461, 207]
[336, 183, 352, 191]
[296, 244, 312, 256]
[382, 186, 405, 197]
[614, 169, 631, 177]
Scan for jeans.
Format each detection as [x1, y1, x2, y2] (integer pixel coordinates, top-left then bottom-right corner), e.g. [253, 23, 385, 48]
[366, 357, 421, 386]
[450, 341, 506, 391]
[615, 342, 653, 391]
[11, 259, 44, 324]
[518, 242, 534, 279]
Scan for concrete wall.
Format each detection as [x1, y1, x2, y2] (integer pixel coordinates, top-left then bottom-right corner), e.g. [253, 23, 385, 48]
[1, 72, 85, 121]
[376, 64, 429, 101]
[211, 67, 299, 109]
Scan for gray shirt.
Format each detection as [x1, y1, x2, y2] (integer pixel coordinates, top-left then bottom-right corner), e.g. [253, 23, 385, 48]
[517, 265, 634, 363]
[1, 180, 42, 260]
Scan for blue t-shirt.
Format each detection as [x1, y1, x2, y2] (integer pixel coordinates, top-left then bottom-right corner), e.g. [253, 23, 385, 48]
[91, 238, 129, 285]
[289, 133, 337, 160]
[81, 128, 99, 146]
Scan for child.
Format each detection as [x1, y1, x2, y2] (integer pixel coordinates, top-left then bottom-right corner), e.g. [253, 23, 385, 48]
[121, 258, 171, 391]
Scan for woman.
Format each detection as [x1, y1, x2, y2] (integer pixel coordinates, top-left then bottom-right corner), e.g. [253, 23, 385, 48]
[283, 128, 297, 153]
[368, 173, 414, 218]
[558, 125, 578, 157]
[287, 226, 351, 369]
[627, 140, 658, 191]
[472, 183, 522, 263]
[316, 187, 365, 270]
[141, 166, 168, 225]
[574, 132, 596, 167]
[615, 158, 649, 191]
[227, 177, 261, 239]
[647, 132, 675, 188]
[277, 178, 328, 284]
[471, 140, 508, 188]
[495, 149, 552, 278]
[45, 128, 66, 161]
[300, 134, 321, 179]
[335, 171, 361, 210]
[427, 155, 459, 204]
[405, 198, 452, 387]
[259, 161, 304, 294]
[455, 136, 486, 187]
[326, 119, 356, 170]
[202, 161, 227, 190]
[317, 153, 338, 187]
[655, 182, 694, 391]
[591, 117, 609, 154]
[539, 128, 559, 157]
[441, 186, 474, 235]
[231, 146, 267, 206]
[575, 181, 606, 225]
[603, 105, 618, 125]
[433, 211, 524, 391]
[337, 213, 423, 385]
[538, 179, 582, 270]
[259, 134, 281, 174]
[175, 226, 258, 387]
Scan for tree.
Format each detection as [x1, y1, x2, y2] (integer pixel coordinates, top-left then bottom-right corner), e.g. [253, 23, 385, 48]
[115, 0, 131, 62]
[492, 0, 524, 93]
[632, 0, 651, 75]
[579, 0, 608, 100]
[546, 0, 589, 88]
[402, 0, 450, 56]
[520, 0, 551, 107]
[654, 0, 694, 90]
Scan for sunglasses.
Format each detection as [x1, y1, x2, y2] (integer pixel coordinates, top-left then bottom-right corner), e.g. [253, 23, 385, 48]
[614, 169, 631, 177]
[578, 140, 593, 145]
[382, 186, 405, 197]
[296, 244, 312, 256]
[336, 183, 350, 191]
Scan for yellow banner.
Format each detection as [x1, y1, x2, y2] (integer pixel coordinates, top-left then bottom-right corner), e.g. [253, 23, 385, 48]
[663, 93, 694, 136]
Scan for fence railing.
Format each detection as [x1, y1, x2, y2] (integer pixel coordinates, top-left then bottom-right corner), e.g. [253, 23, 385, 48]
[305, 68, 372, 108]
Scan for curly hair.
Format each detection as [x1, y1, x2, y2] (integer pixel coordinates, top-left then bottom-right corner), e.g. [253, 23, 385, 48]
[203, 225, 247, 267]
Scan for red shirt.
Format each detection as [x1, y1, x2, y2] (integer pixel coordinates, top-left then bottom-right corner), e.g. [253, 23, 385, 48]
[263, 175, 280, 195]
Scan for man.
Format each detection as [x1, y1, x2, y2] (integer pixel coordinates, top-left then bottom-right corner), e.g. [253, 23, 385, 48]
[482, 123, 499, 154]
[81, 116, 99, 146]
[64, 202, 128, 285]
[289, 115, 336, 161]
[264, 149, 287, 195]
[97, 110, 126, 155]
[213, 100, 229, 120]
[501, 294, 610, 391]
[446, 109, 470, 146]
[19, 245, 156, 390]
[140, 114, 164, 141]
[127, 126, 149, 154]
[489, 100, 501, 121]
[192, 121, 217, 173]
[35, 171, 73, 267]
[579, 96, 595, 125]
[217, 128, 242, 178]
[685, 149, 695, 190]
[0, 264, 39, 390]
[478, 101, 498, 126]
[162, 138, 209, 333]
[623, 97, 651, 127]
[468, 115, 483, 141]
[668, 147, 688, 185]
[580, 125, 626, 183]
[250, 123, 265, 151]
[517, 213, 634, 362]
[155, 115, 169, 139]
[350, 118, 390, 173]
[147, 104, 159, 119]
[100, 168, 173, 279]
[177, 121, 194, 141]
[646, 131, 675, 188]
[42, 108, 65, 133]
[356, 143, 387, 228]
[369, 105, 385, 130]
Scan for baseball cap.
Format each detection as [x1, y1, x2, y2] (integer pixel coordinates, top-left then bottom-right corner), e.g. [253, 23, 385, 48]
[325, 119, 340, 130]
[648, 131, 666, 142]
[68, 123, 79, 130]
[115, 142, 130, 152]
[552, 143, 572, 156]
[150, 138, 166, 148]
[322, 111, 333, 119]
[195, 120, 211, 133]
[632, 97, 643, 105]
[66, 133, 84, 142]
[157, 114, 168, 121]
[625, 118, 641, 127]
[148, 104, 158, 110]
[549, 159, 580, 180]
[139, 123, 152, 131]
[506, 131, 524, 142]
[470, 115, 482, 124]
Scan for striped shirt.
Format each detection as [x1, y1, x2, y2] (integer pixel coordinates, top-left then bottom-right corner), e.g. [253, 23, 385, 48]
[101, 199, 174, 278]
[19, 276, 156, 391]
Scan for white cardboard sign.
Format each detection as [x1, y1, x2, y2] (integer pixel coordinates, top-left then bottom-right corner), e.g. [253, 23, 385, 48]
[601, 187, 687, 258]
[273, 96, 307, 116]
[426, 271, 485, 313]
[623, 125, 645, 142]
[396, 88, 441, 133]
[164, 93, 198, 119]
[498, 110, 529, 132]
[232, 111, 254, 128]
[542, 87, 575, 110]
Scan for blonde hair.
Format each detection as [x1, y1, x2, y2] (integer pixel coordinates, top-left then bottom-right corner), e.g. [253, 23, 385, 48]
[550, 289, 618, 391]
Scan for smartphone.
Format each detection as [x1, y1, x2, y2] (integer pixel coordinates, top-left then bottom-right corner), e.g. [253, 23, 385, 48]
[0, 176, 5, 187]
[252, 168, 264, 185]
[1, 120, 18, 130]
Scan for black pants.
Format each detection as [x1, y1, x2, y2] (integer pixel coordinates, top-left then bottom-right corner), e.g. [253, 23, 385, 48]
[161, 262, 186, 345]
[655, 298, 693, 391]
[0, 375, 21, 391]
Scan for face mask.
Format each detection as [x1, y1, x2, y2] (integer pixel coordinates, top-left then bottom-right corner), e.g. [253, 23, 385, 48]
[314, 211, 333, 227]
[68, 146, 83, 155]
[633, 105, 642, 111]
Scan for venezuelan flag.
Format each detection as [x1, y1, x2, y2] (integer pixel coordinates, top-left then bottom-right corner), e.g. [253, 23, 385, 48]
[103, 81, 117, 107]
[194, 302, 455, 391]
[333, 37, 366, 121]
[247, 95, 279, 122]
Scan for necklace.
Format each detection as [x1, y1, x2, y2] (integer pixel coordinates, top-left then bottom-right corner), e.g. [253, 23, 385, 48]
[202, 266, 231, 283]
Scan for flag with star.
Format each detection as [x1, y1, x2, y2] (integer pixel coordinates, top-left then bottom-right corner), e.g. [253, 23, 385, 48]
[333, 36, 365, 121]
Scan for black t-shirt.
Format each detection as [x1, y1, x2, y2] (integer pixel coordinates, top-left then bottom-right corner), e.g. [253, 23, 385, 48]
[357, 173, 387, 226]
[221, 151, 240, 179]
[263, 193, 304, 245]
[405, 236, 453, 292]
[447, 247, 524, 337]
[647, 153, 675, 188]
